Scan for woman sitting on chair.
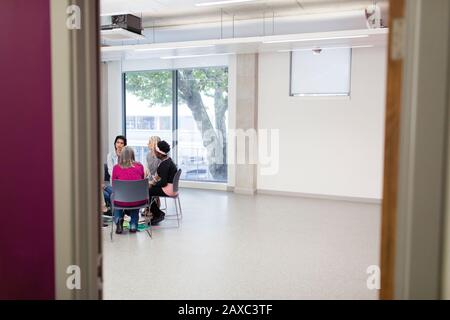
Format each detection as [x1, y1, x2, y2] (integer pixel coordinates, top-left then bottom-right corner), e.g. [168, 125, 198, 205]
[103, 135, 127, 212]
[144, 136, 162, 215]
[148, 141, 178, 225]
[112, 146, 145, 234]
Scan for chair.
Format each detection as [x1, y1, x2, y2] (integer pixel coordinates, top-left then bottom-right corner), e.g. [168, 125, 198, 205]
[101, 163, 112, 225]
[104, 163, 111, 183]
[110, 178, 153, 240]
[159, 169, 183, 227]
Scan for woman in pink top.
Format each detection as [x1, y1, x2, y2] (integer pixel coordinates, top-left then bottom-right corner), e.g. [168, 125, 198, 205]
[112, 146, 145, 234]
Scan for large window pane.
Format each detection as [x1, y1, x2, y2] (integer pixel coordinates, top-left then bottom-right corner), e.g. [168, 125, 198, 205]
[124, 67, 229, 184]
[125, 71, 173, 165]
[177, 67, 228, 183]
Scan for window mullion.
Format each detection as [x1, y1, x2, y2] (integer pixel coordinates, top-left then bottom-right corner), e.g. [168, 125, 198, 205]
[172, 69, 179, 165]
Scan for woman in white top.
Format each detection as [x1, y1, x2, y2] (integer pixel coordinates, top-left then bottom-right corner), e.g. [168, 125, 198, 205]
[107, 135, 127, 177]
[103, 135, 127, 210]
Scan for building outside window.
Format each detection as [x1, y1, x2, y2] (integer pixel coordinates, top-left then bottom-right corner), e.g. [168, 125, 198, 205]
[124, 66, 228, 183]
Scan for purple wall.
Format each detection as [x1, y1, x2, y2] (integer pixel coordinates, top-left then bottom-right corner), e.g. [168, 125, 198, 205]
[0, 0, 55, 299]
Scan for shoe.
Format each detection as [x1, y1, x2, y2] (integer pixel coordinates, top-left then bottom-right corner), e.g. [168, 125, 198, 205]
[142, 207, 151, 217]
[115, 219, 124, 234]
[130, 227, 137, 233]
[151, 213, 165, 226]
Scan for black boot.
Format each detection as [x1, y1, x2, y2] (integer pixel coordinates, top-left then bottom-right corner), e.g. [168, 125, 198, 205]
[115, 219, 124, 234]
[151, 210, 165, 226]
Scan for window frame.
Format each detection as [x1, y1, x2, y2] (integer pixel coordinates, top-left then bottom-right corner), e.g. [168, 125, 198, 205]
[122, 66, 229, 184]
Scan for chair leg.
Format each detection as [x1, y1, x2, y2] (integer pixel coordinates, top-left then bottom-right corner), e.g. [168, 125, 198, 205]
[177, 196, 183, 219]
[110, 198, 115, 241]
[146, 225, 152, 238]
[110, 216, 114, 241]
[161, 197, 167, 212]
[146, 203, 153, 239]
[174, 197, 180, 228]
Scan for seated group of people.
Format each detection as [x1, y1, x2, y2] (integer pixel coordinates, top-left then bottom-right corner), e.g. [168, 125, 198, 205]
[103, 135, 178, 234]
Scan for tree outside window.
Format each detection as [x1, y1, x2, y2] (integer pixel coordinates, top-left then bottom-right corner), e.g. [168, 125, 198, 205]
[125, 67, 228, 182]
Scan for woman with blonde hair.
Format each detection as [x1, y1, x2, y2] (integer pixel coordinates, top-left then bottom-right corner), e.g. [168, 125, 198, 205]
[146, 136, 161, 178]
[111, 146, 145, 234]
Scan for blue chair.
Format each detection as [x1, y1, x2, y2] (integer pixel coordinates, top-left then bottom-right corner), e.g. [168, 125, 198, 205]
[110, 178, 153, 240]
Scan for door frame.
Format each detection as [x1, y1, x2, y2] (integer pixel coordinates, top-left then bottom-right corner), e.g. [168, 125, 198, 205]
[380, 0, 450, 300]
[51, 0, 101, 299]
[51, 0, 450, 300]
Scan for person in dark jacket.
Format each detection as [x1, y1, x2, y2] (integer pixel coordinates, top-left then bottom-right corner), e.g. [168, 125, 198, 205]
[148, 141, 178, 225]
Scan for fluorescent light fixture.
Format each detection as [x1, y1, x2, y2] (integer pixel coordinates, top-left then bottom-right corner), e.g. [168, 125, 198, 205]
[195, 0, 257, 7]
[278, 45, 374, 53]
[263, 35, 369, 44]
[135, 45, 215, 52]
[161, 52, 234, 60]
[100, 12, 131, 17]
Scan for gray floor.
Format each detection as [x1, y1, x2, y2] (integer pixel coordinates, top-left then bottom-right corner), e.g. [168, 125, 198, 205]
[103, 188, 381, 300]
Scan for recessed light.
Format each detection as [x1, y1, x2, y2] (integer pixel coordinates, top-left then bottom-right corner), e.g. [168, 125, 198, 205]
[160, 53, 234, 60]
[195, 0, 257, 7]
[277, 45, 374, 53]
[135, 45, 216, 52]
[263, 35, 369, 44]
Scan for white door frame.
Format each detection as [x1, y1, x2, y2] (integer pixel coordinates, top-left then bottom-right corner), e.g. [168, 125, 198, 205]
[394, 0, 450, 299]
[51, 0, 101, 300]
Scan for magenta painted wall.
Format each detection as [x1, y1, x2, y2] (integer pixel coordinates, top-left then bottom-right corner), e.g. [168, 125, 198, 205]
[0, 0, 55, 299]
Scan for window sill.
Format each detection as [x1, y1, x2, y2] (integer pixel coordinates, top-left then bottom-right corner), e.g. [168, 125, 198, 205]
[289, 95, 351, 101]
[179, 180, 228, 191]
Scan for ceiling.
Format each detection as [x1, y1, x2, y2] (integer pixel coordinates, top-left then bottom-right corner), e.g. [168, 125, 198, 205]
[101, 28, 388, 62]
[100, 0, 389, 60]
[101, 0, 388, 27]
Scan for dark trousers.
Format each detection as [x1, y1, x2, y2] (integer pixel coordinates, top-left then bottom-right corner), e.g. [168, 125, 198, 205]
[149, 186, 168, 217]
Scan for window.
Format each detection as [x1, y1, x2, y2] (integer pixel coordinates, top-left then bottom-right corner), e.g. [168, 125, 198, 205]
[124, 67, 229, 183]
[124, 70, 173, 165]
[159, 116, 171, 130]
[133, 146, 147, 165]
[136, 116, 155, 130]
[126, 116, 136, 129]
[178, 68, 228, 183]
[290, 48, 352, 97]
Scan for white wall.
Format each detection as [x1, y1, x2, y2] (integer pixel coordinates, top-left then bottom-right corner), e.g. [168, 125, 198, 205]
[121, 55, 229, 72]
[257, 47, 388, 200]
[106, 60, 124, 157]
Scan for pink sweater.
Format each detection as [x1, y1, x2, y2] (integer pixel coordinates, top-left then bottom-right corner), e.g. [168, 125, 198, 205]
[112, 162, 146, 207]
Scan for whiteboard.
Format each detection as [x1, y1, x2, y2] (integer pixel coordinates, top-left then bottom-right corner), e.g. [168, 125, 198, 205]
[291, 48, 352, 96]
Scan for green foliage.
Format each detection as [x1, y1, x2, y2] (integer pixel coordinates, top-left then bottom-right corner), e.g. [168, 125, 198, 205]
[125, 67, 228, 106]
[125, 71, 173, 106]
[179, 68, 228, 98]
[125, 67, 229, 180]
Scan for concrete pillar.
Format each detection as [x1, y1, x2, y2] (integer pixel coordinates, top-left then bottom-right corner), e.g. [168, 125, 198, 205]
[234, 53, 258, 195]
